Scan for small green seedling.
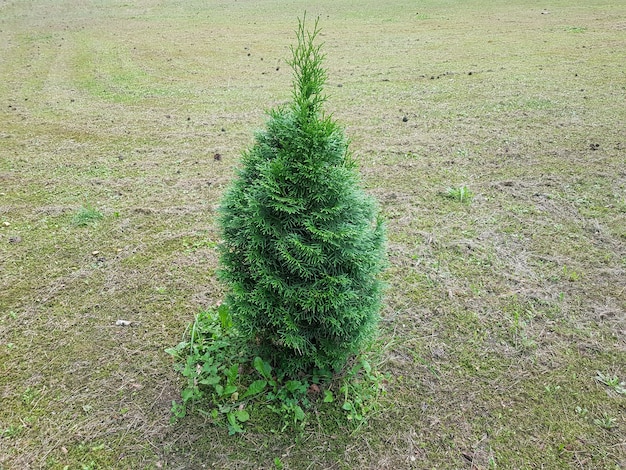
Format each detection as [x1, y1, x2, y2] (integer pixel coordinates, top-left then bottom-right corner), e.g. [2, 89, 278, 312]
[544, 384, 561, 396]
[21, 387, 38, 406]
[1, 425, 23, 438]
[575, 406, 589, 418]
[594, 414, 617, 430]
[596, 371, 626, 394]
[445, 186, 473, 203]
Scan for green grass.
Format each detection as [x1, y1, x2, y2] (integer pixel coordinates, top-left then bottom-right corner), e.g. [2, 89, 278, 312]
[71, 205, 104, 227]
[1, 0, 625, 468]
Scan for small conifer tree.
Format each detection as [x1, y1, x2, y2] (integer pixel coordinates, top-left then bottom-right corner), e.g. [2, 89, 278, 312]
[218, 18, 385, 374]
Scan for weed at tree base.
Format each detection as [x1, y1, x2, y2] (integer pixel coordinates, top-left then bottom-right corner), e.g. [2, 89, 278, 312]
[166, 304, 388, 435]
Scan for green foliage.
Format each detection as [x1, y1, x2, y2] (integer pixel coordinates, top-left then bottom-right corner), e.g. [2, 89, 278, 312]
[595, 371, 626, 395]
[593, 414, 617, 430]
[72, 205, 103, 226]
[339, 357, 386, 426]
[166, 305, 387, 434]
[165, 305, 249, 434]
[444, 185, 473, 203]
[217, 17, 386, 374]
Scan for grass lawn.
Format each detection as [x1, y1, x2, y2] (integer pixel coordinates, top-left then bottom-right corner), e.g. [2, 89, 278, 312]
[1, 0, 625, 468]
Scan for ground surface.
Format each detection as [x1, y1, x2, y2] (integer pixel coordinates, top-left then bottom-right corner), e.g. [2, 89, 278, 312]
[1, 0, 625, 468]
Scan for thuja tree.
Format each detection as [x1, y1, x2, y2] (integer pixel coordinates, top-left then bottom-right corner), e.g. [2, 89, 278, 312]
[218, 18, 385, 374]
